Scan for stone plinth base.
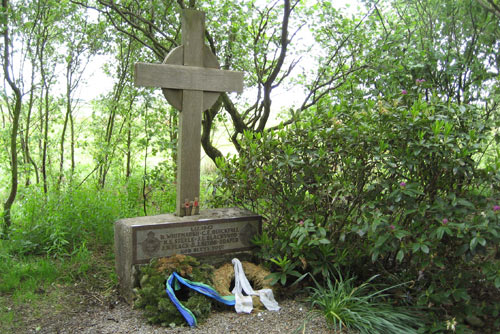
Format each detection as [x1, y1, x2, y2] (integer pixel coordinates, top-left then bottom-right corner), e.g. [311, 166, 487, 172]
[114, 208, 262, 302]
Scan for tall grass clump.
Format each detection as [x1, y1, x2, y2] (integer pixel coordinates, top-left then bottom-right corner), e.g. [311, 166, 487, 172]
[6, 173, 176, 257]
[307, 272, 420, 334]
[9, 184, 118, 256]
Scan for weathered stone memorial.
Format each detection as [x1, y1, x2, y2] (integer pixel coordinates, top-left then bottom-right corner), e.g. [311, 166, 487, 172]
[114, 9, 262, 302]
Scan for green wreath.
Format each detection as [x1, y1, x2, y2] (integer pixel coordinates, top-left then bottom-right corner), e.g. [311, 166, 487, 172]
[134, 255, 214, 327]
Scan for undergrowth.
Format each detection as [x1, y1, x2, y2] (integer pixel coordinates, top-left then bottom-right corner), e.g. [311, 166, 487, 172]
[0, 173, 177, 331]
[307, 272, 420, 334]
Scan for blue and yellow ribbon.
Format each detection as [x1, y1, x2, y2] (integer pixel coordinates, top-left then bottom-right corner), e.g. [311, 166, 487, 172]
[165, 272, 236, 327]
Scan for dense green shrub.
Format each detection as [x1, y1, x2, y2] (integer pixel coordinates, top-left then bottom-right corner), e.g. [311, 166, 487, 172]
[212, 95, 500, 330]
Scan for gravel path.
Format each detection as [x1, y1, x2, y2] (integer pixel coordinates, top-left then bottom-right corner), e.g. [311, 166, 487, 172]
[25, 299, 333, 334]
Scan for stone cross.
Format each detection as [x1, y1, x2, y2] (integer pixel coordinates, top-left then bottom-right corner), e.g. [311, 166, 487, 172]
[134, 9, 243, 217]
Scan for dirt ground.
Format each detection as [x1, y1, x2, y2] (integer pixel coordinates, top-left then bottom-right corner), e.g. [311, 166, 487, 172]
[3, 282, 333, 334]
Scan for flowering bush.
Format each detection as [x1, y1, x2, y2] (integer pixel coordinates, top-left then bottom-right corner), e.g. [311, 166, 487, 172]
[212, 95, 500, 329]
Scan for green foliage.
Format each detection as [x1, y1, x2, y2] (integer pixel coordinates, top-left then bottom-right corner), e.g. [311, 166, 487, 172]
[5, 174, 175, 257]
[0, 246, 59, 295]
[0, 172, 175, 325]
[9, 184, 116, 256]
[266, 255, 303, 286]
[348, 0, 500, 106]
[134, 255, 215, 327]
[307, 272, 420, 334]
[212, 95, 500, 329]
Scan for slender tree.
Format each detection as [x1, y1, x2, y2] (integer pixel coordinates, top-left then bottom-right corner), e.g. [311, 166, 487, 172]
[1, 0, 22, 236]
[58, 4, 98, 187]
[97, 35, 134, 188]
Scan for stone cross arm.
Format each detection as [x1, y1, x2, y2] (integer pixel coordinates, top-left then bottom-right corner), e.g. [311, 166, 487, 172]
[135, 63, 243, 94]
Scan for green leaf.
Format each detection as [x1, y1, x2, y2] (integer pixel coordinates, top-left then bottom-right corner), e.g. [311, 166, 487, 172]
[452, 289, 470, 302]
[375, 235, 389, 248]
[457, 243, 469, 256]
[394, 229, 410, 240]
[477, 237, 486, 246]
[396, 249, 404, 262]
[297, 234, 305, 245]
[456, 198, 475, 209]
[495, 276, 500, 289]
[470, 237, 478, 251]
[420, 244, 429, 254]
[435, 226, 446, 240]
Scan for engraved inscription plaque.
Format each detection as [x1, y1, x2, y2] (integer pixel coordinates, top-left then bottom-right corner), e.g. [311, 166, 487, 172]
[132, 215, 261, 264]
[115, 208, 262, 302]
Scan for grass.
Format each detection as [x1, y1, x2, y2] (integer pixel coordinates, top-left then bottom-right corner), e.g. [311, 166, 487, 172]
[307, 271, 421, 334]
[0, 174, 171, 332]
[0, 239, 118, 333]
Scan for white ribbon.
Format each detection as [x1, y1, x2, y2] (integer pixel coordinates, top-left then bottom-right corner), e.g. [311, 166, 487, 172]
[231, 258, 280, 313]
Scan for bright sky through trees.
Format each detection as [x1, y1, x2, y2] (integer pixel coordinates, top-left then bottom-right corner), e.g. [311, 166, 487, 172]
[80, 0, 360, 110]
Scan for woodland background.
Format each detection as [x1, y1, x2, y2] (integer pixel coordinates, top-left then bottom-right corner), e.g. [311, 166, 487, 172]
[1, 0, 500, 333]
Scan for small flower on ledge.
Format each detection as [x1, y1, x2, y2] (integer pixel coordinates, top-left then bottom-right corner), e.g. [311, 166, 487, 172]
[493, 205, 500, 213]
[401, 89, 408, 95]
[389, 224, 396, 230]
[399, 181, 407, 188]
[442, 218, 449, 225]
[298, 220, 304, 226]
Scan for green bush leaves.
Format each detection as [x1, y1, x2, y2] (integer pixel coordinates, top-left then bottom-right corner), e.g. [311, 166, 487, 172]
[212, 95, 500, 329]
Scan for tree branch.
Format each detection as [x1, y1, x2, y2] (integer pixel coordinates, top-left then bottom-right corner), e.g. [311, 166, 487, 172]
[201, 97, 224, 164]
[257, 0, 292, 131]
[476, 0, 500, 18]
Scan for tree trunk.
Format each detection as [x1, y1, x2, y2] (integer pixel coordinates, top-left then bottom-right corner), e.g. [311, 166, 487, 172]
[125, 110, 132, 178]
[24, 75, 40, 185]
[98, 40, 132, 188]
[58, 63, 73, 189]
[38, 36, 50, 194]
[2, 0, 22, 237]
[201, 98, 224, 165]
[70, 111, 75, 177]
[22, 60, 36, 186]
[41, 85, 49, 194]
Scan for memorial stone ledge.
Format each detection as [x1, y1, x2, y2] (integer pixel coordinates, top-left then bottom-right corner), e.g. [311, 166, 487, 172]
[114, 207, 262, 302]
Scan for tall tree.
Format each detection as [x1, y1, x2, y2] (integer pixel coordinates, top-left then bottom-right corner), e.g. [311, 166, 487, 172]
[58, 3, 100, 187]
[96, 34, 135, 188]
[73, 0, 388, 166]
[1, 0, 22, 236]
